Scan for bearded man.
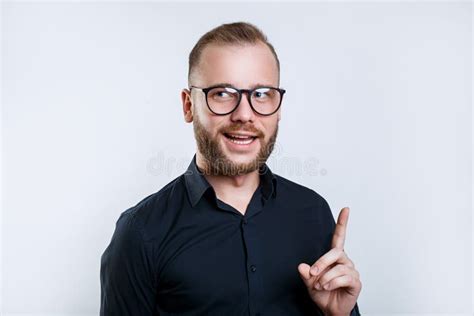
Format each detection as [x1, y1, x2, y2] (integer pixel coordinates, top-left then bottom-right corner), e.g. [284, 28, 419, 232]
[100, 22, 362, 316]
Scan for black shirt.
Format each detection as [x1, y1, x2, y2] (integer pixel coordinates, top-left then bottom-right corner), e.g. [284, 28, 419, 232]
[100, 154, 361, 316]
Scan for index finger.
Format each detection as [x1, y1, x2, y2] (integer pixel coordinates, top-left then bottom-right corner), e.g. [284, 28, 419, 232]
[331, 207, 350, 249]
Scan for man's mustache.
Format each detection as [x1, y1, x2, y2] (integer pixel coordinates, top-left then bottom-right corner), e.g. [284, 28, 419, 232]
[220, 124, 264, 138]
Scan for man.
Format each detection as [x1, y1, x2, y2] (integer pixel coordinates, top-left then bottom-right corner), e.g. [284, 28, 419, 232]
[100, 22, 362, 315]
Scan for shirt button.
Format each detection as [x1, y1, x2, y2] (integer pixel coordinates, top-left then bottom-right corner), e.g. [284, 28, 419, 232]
[242, 218, 248, 225]
[250, 265, 257, 272]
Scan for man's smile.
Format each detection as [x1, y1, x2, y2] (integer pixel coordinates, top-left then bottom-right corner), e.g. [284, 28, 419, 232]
[222, 132, 259, 150]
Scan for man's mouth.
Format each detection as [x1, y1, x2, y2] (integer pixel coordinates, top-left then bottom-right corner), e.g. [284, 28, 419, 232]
[223, 133, 258, 145]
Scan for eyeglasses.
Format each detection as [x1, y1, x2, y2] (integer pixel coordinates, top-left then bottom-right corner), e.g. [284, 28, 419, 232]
[189, 84, 286, 116]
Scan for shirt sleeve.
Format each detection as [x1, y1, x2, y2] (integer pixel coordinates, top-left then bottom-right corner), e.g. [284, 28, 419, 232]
[100, 211, 157, 315]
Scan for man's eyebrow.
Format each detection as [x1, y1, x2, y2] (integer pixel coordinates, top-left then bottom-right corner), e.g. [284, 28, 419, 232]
[211, 82, 277, 89]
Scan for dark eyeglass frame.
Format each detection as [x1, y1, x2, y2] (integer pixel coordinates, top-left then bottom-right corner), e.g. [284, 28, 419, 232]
[189, 84, 286, 116]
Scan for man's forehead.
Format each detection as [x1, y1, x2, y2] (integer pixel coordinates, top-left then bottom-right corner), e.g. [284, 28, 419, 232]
[193, 42, 279, 87]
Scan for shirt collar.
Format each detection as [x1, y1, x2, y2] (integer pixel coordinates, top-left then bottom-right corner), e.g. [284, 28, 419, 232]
[184, 154, 277, 207]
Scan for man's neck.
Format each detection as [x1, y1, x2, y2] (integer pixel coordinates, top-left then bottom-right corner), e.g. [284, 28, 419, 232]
[196, 152, 260, 212]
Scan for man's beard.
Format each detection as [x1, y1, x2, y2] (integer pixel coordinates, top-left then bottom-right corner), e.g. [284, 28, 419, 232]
[193, 112, 278, 176]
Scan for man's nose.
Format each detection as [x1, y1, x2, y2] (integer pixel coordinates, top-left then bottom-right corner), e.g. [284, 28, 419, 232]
[230, 92, 255, 123]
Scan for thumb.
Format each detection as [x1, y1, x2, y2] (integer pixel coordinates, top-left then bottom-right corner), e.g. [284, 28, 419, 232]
[297, 263, 313, 287]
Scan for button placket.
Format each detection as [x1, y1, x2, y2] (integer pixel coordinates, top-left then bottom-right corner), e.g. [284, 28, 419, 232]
[241, 215, 264, 316]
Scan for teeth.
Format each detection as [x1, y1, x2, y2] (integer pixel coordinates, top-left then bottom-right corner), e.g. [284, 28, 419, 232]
[229, 137, 254, 145]
[228, 134, 254, 139]
[224, 133, 256, 145]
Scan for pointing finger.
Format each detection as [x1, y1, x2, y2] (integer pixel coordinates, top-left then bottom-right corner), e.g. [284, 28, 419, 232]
[331, 207, 350, 249]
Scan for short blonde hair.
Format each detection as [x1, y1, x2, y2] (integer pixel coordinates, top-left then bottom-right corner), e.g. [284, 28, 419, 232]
[188, 22, 280, 86]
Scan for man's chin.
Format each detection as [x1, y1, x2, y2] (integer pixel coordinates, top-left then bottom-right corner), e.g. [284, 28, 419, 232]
[220, 141, 259, 160]
[214, 151, 260, 174]
[223, 153, 258, 166]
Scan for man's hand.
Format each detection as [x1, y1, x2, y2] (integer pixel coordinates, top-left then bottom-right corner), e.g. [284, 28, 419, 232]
[297, 207, 362, 316]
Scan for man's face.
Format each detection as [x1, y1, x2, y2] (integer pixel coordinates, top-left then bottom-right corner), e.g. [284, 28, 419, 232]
[185, 42, 281, 176]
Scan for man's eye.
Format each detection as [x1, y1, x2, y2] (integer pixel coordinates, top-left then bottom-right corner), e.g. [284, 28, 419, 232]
[210, 88, 236, 99]
[254, 89, 272, 99]
[216, 92, 231, 98]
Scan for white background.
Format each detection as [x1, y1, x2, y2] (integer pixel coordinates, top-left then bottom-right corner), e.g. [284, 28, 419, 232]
[1, 1, 472, 315]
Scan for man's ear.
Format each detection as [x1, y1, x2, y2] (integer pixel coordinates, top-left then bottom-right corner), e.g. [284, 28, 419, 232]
[181, 89, 193, 123]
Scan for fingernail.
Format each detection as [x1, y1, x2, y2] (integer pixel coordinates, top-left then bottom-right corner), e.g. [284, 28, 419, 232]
[310, 267, 318, 275]
[323, 283, 329, 290]
[315, 283, 321, 290]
